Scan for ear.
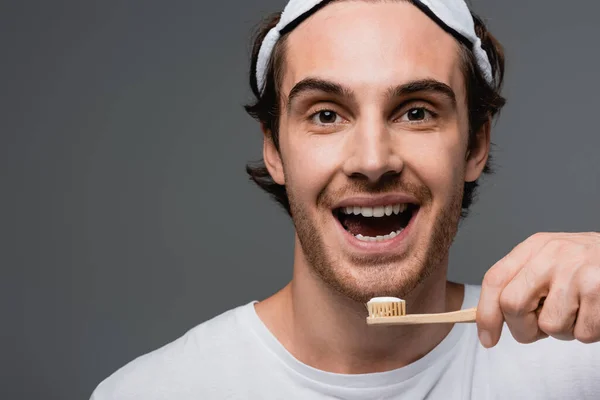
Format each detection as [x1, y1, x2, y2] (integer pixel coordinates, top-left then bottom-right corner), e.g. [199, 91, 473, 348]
[465, 118, 491, 182]
[263, 126, 286, 185]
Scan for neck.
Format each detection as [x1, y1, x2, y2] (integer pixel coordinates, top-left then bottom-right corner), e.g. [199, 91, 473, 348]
[255, 238, 465, 374]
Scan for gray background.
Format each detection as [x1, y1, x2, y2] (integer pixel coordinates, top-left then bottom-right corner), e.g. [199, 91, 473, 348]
[2, 0, 599, 399]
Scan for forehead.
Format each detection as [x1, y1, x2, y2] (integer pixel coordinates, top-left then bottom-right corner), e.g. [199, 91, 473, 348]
[282, 1, 465, 96]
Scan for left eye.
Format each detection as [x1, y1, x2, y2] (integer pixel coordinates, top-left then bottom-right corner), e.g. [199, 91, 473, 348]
[400, 107, 432, 122]
[311, 110, 341, 124]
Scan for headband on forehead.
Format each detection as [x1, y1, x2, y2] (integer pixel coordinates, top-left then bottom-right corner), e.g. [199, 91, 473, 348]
[255, 0, 494, 94]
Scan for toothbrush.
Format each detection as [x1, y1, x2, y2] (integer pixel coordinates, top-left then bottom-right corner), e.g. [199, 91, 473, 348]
[366, 297, 477, 325]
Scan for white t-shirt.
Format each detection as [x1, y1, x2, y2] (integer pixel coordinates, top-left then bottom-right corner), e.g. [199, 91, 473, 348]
[90, 285, 600, 399]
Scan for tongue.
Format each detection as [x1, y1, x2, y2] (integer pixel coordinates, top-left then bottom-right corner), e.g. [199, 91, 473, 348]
[342, 214, 403, 237]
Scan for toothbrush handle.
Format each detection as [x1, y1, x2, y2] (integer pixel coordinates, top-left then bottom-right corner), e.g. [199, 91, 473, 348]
[366, 307, 477, 325]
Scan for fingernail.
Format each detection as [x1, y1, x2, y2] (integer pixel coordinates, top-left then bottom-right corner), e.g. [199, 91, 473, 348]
[479, 330, 493, 348]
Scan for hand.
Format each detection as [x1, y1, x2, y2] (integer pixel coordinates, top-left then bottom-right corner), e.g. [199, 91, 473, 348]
[476, 232, 600, 348]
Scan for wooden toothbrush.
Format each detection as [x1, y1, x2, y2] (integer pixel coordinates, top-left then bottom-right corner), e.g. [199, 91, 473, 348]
[366, 297, 477, 326]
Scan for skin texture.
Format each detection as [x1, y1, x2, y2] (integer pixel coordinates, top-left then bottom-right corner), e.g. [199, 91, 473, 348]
[254, 0, 600, 374]
[477, 232, 600, 347]
[266, 1, 487, 304]
[256, 1, 489, 373]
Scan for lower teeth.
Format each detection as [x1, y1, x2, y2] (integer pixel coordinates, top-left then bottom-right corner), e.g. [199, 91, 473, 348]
[355, 230, 402, 242]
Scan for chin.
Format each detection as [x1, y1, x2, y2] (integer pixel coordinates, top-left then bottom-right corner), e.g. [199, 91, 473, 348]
[317, 252, 439, 304]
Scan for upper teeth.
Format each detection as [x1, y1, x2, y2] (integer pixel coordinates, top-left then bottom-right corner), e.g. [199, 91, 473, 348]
[341, 204, 408, 217]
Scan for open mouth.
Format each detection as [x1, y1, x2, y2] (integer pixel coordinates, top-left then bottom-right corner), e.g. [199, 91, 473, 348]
[333, 203, 418, 242]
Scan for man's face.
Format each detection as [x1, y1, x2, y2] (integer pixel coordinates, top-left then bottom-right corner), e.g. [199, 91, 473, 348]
[264, 1, 488, 303]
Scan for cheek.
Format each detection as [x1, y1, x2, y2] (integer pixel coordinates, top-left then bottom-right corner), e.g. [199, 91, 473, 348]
[401, 132, 467, 196]
[281, 131, 344, 199]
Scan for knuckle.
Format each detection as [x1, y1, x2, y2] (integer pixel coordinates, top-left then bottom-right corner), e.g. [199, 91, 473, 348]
[579, 266, 600, 295]
[529, 232, 548, 243]
[483, 268, 505, 289]
[522, 264, 543, 288]
[575, 328, 600, 344]
[538, 317, 566, 336]
[572, 243, 591, 263]
[499, 291, 526, 316]
[510, 329, 539, 344]
[575, 314, 600, 344]
[544, 238, 568, 254]
[575, 333, 598, 344]
[537, 291, 573, 336]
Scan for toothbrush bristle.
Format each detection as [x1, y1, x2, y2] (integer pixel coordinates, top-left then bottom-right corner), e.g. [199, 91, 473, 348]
[366, 298, 406, 318]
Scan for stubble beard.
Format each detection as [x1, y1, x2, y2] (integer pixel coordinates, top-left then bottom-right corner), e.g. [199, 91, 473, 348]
[288, 179, 464, 304]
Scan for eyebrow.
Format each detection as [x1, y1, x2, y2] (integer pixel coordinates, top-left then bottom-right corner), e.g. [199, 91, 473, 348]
[286, 77, 457, 112]
[286, 78, 355, 112]
[387, 79, 457, 108]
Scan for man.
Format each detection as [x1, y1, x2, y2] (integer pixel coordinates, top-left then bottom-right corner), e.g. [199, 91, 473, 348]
[91, 0, 600, 398]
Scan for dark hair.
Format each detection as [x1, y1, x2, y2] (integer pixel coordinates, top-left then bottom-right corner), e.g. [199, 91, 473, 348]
[244, 1, 506, 218]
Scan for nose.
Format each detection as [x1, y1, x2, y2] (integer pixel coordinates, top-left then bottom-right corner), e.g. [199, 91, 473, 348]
[342, 116, 403, 182]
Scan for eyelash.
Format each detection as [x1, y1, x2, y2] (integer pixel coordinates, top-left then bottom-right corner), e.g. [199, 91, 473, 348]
[307, 105, 438, 125]
[308, 108, 345, 125]
[394, 105, 438, 123]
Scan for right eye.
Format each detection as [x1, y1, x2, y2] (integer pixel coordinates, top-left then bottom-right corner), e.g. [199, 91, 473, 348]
[310, 110, 342, 125]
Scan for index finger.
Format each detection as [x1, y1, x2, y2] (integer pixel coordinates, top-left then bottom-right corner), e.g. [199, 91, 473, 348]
[477, 234, 548, 347]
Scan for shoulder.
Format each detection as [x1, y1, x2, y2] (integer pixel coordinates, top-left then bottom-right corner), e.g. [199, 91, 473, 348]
[464, 283, 600, 397]
[461, 284, 600, 396]
[90, 302, 256, 400]
[481, 325, 600, 397]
